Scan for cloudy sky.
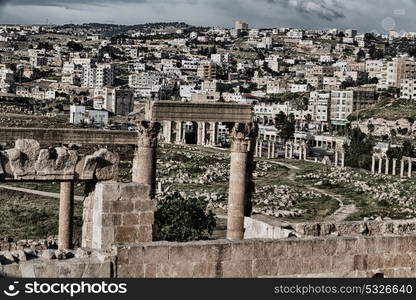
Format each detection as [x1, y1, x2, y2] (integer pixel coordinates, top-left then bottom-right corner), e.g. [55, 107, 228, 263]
[0, 0, 416, 33]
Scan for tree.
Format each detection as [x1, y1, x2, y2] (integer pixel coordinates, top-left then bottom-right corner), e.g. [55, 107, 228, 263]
[67, 41, 84, 52]
[153, 192, 216, 242]
[344, 127, 374, 169]
[274, 112, 295, 142]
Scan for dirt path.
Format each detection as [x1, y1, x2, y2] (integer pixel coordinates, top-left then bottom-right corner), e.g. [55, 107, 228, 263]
[268, 160, 357, 222]
[0, 184, 85, 201]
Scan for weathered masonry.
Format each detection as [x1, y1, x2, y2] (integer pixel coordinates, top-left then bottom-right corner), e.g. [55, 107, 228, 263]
[0, 139, 119, 250]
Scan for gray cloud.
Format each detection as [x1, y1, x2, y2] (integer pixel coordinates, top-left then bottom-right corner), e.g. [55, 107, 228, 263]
[267, 0, 345, 21]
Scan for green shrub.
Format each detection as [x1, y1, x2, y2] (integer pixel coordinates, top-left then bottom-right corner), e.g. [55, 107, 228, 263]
[154, 192, 216, 242]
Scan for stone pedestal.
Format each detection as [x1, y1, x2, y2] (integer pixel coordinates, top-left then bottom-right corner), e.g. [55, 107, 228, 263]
[133, 121, 161, 199]
[227, 123, 257, 241]
[58, 181, 74, 250]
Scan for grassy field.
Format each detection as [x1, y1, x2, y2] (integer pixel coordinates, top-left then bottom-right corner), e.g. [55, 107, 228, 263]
[348, 98, 416, 122]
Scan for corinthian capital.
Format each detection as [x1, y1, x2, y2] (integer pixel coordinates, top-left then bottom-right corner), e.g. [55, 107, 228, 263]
[136, 121, 162, 148]
[230, 122, 258, 153]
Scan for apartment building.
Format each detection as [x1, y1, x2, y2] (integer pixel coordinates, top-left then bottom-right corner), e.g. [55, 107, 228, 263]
[400, 79, 416, 99]
[386, 57, 416, 88]
[330, 87, 377, 124]
[82, 63, 114, 88]
[197, 62, 216, 80]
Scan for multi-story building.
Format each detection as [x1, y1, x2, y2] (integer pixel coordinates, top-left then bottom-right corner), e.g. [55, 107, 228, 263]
[330, 87, 377, 124]
[93, 87, 134, 116]
[197, 62, 216, 80]
[0, 67, 14, 93]
[82, 63, 114, 88]
[400, 79, 416, 99]
[386, 57, 416, 88]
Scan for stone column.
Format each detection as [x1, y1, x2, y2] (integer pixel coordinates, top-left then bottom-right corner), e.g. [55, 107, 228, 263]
[227, 123, 257, 240]
[335, 151, 339, 167]
[289, 143, 294, 159]
[303, 146, 307, 161]
[285, 143, 288, 159]
[408, 159, 412, 178]
[175, 121, 182, 144]
[213, 122, 218, 145]
[401, 159, 405, 177]
[378, 157, 383, 174]
[133, 121, 161, 199]
[371, 155, 376, 174]
[298, 145, 302, 160]
[271, 142, 276, 159]
[392, 159, 397, 176]
[254, 140, 259, 158]
[385, 158, 389, 175]
[341, 151, 345, 168]
[259, 140, 263, 158]
[58, 181, 74, 250]
[267, 141, 271, 159]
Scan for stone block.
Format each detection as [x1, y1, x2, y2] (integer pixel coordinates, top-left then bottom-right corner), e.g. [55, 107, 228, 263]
[112, 201, 134, 214]
[261, 240, 287, 259]
[117, 264, 144, 278]
[252, 259, 278, 277]
[331, 255, 354, 273]
[144, 264, 157, 278]
[230, 241, 254, 260]
[115, 227, 137, 243]
[137, 226, 152, 242]
[134, 200, 156, 212]
[353, 255, 368, 271]
[192, 262, 221, 278]
[143, 245, 169, 264]
[122, 213, 140, 226]
[169, 244, 203, 263]
[222, 260, 252, 278]
[139, 212, 154, 225]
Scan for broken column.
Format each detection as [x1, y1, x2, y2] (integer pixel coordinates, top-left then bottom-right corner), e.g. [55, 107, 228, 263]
[227, 122, 257, 240]
[58, 181, 74, 250]
[133, 121, 161, 199]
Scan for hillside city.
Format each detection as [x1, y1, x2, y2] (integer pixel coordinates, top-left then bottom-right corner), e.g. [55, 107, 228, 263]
[1, 21, 416, 243]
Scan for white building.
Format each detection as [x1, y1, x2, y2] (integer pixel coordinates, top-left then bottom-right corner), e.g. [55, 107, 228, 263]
[70, 105, 109, 126]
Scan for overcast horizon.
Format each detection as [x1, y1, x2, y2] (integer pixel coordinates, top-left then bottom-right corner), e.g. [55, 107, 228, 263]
[0, 0, 416, 34]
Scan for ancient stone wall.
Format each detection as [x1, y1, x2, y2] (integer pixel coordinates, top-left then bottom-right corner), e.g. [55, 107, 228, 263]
[244, 216, 416, 239]
[2, 235, 416, 278]
[82, 182, 156, 250]
[113, 235, 416, 278]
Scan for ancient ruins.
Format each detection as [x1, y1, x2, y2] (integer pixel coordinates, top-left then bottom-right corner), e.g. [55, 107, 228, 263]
[0, 102, 416, 278]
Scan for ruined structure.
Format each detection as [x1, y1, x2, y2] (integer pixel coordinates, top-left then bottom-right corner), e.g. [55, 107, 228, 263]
[371, 154, 414, 178]
[0, 139, 119, 250]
